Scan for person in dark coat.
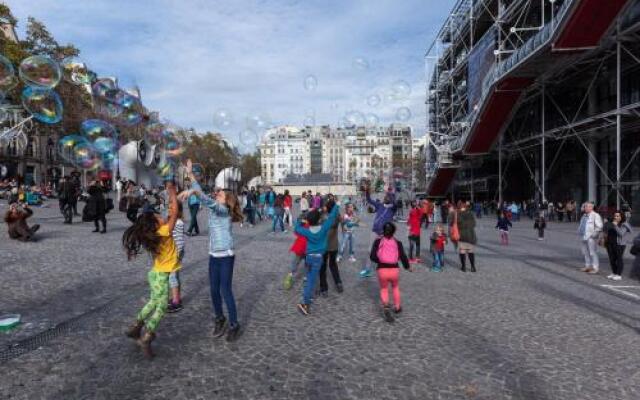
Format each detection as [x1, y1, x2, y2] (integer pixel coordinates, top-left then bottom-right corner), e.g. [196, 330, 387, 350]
[456, 202, 477, 272]
[58, 176, 74, 224]
[86, 181, 107, 233]
[5, 203, 40, 241]
[630, 232, 640, 280]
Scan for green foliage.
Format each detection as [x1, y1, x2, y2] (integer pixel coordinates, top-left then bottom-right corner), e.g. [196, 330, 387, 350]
[23, 17, 79, 60]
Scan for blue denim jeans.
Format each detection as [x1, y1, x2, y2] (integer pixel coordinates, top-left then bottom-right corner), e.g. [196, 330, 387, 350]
[272, 213, 285, 232]
[339, 231, 354, 256]
[208, 255, 238, 326]
[432, 251, 444, 270]
[302, 254, 323, 304]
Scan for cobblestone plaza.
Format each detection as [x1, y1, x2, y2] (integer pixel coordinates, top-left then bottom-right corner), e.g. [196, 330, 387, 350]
[1, 205, 639, 400]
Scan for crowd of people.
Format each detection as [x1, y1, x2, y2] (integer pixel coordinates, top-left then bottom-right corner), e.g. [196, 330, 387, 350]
[3, 166, 640, 359]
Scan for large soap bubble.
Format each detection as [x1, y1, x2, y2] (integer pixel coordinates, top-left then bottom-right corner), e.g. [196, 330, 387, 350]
[92, 78, 118, 100]
[343, 110, 365, 127]
[57, 135, 90, 162]
[0, 55, 18, 93]
[213, 109, 234, 129]
[18, 55, 61, 89]
[390, 80, 411, 101]
[162, 125, 184, 158]
[94, 100, 124, 119]
[145, 121, 165, 144]
[303, 75, 317, 91]
[245, 114, 271, 131]
[70, 140, 102, 170]
[21, 87, 63, 124]
[395, 107, 412, 122]
[352, 57, 370, 71]
[62, 57, 95, 85]
[118, 109, 143, 126]
[113, 89, 139, 108]
[366, 94, 381, 107]
[365, 113, 379, 127]
[81, 119, 117, 153]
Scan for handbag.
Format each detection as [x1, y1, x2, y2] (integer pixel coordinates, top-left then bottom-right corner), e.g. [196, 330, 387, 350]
[450, 211, 460, 242]
[631, 243, 640, 256]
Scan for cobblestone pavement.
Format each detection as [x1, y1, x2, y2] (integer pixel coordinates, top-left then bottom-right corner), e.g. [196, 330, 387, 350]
[1, 201, 639, 400]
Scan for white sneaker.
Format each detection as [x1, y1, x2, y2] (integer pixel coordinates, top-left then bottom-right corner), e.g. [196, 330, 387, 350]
[336, 256, 342, 262]
[606, 274, 615, 279]
[612, 275, 622, 281]
[349, 256, 357, 262]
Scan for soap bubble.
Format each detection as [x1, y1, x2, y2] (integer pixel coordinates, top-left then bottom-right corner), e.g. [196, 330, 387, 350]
[0, 54, 18, 93]
[365, 113, 379, 127]
[118, 109, 143, 126]
[21, 87, 63, 124]
[57, 135, 89, 162]
[71, 141, 102, 170]
[239, 129, 259, 147]
[366, 94, 381, 107]
[390, 80, 411, 101]
[62, 58, 94, 85]
[192, 163, 204, 178]
[92, 78, 118, 100]
[213, 109, 234, 129]
[352, 57, 370, 71]
[113, 90, 139, 108]
[395, 107, 411, 122]
[18, 55, 61, 89]
[245, 114, 271, 131]
[145, 121, 165, 144]
[343, 110, 365, 127]
[81, 119, 117, 153]
[156, 158, 177, 180]
[94, 100, 124, 119]
[162, 125, 184, 158]
[303, 75, 317, 91]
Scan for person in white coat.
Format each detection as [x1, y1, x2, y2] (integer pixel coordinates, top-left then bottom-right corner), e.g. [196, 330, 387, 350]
[578, 202, 603, 274]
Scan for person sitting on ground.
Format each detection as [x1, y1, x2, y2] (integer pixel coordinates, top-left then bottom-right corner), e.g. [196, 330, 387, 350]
[5, 202, 40, 242]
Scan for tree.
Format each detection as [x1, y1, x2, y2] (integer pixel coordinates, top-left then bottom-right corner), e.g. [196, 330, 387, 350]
[239, 151, 260, 187]
[23, 17, 78, 60]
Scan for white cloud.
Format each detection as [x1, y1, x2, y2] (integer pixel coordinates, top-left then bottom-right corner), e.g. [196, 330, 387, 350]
[9, 0, 453, 144]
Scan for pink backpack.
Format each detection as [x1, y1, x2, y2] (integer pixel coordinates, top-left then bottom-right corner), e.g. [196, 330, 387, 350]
[377, 238, 399, 264]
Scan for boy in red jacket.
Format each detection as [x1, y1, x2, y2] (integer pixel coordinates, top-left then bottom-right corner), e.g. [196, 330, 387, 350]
[284, 220, 309, 289]
[407, 201, 423, 263]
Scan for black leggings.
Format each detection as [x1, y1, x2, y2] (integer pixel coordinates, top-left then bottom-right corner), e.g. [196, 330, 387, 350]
[409, 235, 420, 259]
[126, 208, 138, 223]
[320, 251, 341, 292]
[606, 244, 626, 275]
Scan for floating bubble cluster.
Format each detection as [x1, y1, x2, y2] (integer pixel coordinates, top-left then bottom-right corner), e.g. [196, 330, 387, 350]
[303, 75, 317, 91]
[19, 55, 61, 90]
[0, 55, 18, 94]
[81, 119, 117, 152]
[21, 86, 63, 124]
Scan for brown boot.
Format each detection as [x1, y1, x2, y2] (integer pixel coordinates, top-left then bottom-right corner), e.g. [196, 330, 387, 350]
[125, 320, 144, 339]
[137, 331, 156, 359]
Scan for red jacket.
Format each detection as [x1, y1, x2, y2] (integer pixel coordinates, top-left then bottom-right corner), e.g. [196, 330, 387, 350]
[289, 222, 309, 256]
[283, 195, 293, 208]
[408, 208, 422, 236]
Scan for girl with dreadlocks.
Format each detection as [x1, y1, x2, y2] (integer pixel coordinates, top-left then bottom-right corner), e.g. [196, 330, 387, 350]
[123, 180, 179, 358]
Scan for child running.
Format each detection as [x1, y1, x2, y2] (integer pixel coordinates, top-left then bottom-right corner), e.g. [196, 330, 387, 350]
[359, 185, 397, 278]
[320, 199, 343, 296]
[295, 203, 340, 315]
[167, 202, 185, 312]
[496, 211, 513, 245]
[123, 180, 179, 358]
[407, 200, 422, 263]
[369, 222, 411, 323]
[430, 224, 447, 272]
[284, 217, 309, 290]
[337, 203, 359, 263]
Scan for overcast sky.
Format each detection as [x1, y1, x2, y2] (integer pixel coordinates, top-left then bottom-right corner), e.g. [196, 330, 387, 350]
[9, 0, 453, 149]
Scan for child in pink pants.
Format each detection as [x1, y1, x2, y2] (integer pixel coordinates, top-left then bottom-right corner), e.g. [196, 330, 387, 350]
[369, 222, 412, 323]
